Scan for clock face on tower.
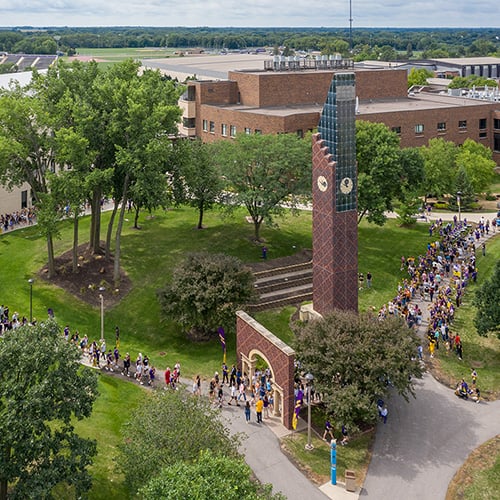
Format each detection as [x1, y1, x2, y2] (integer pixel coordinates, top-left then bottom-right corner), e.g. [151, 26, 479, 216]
[340, 177, 353, 194]
[317, 175, 328, 192]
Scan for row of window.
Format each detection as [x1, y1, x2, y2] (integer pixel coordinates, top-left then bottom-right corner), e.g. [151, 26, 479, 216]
[391, 118, 491, 137]
[202, 119, 263, 137]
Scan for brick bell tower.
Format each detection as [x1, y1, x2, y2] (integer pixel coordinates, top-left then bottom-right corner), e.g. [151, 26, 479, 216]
[312, 72, 358, 315]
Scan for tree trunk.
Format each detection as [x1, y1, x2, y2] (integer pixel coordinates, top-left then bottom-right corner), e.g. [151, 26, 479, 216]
[47, 233, 55, 278]
[72, 213, 79, 273]
[253, 218, 262, 241]
[89, 188, 101, 254]
[133, 205, 140, 229]
[357, 209, 368, 225]
[197, 200, 204, 229]
[105, 201, 118, 261]
[0, 479, 7, 500]
[113, 174, 129, 287]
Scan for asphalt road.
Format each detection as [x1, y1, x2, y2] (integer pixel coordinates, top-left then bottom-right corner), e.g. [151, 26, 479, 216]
[362, 374, 500, 499]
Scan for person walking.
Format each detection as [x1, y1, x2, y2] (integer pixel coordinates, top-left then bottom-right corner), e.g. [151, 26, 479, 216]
[366, 271, 372, 288]
[381, 406, 388, 424]
[244, 401, 251, 423]
[256, 397, 264, 423]
[323, 420, 334, 441]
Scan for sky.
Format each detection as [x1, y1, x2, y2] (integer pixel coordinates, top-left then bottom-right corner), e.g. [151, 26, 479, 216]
[0, 0, 499, 28]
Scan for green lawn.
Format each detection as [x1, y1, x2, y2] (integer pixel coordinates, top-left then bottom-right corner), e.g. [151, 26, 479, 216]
[73, 373, 146, 499]
[282, 430, 374, 487]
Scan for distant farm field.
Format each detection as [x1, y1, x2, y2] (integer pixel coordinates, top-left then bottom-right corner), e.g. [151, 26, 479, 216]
[65, 47, 179, 65]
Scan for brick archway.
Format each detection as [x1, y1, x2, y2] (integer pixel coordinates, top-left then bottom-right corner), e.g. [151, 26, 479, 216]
[236, 310, 295, 429]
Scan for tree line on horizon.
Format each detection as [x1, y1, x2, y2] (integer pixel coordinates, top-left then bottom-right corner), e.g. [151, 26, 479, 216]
[0, 26, 499, 60]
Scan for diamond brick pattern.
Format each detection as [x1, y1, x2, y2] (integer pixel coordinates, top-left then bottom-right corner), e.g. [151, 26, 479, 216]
[312, 133, 358, 315]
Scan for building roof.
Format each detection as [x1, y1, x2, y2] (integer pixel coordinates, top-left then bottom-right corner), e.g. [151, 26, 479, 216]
[359, 92, 495, 115]
[432, 56, 500, 66]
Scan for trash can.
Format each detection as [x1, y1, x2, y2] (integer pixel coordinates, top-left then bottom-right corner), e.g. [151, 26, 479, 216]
[345, 470, 356, 492]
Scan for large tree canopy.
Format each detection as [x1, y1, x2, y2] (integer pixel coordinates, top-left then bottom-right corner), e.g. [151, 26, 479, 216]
[157, 252, 255, 338]
[355, 120, 402, 225]
[420, 138, 457, 199]
[213, 132, 311, 241]
[294, 310, 424, 431]
[474, 260, 500, 338]
[139, 449, 284, 500]
[0, 320, 98, 499]
[118, 390, 239, 496]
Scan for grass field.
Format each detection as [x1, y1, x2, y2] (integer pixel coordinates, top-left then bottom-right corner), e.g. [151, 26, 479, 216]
[64, 47, 179, 67]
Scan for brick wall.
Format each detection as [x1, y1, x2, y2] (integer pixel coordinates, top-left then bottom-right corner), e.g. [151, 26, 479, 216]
[312, 134, 358, 315]
[236, 311, 296, 429]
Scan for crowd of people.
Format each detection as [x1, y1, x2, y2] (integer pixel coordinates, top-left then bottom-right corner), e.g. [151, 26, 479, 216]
[0, 208, 36, 233]
[204, 364, 275, 424]
[376, 216, 492, 406]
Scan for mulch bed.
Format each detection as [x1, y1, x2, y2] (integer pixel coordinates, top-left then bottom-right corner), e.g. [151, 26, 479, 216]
[39, 243, 132, 309]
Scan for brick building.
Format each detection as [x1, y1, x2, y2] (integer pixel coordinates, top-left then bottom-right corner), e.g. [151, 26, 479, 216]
[179, 59, 500, 166]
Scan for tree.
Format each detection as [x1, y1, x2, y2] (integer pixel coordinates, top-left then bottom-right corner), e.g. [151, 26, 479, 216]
[356, 120, 402, 225]
[118, 390, 239, 496]
[139, 449, 284, 500]
[106, 63, 182, 285]
[395, 147, 426, 225]
[448, 74, 498, 89]
[213, 133, 311, 241]
[176, 139, 223, 229]
[407, 68, 434, 88]
[0, 320, 98, 499]
[455, 139, 496, 193]
[157, 252, 255, 339]
[420, 138, 457, 199]
[450, 167, 475, 210]
[0, 86, 59, 277]
[474, 260, 500, 338]
[294, 310, 423, 431]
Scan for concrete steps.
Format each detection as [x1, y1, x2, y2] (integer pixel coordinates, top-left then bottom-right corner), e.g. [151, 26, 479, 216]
[248, 260, 313, 311]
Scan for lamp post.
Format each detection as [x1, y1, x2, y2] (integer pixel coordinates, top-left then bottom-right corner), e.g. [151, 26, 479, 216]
[305, 372, 314, 451]
[28, 278, 34, 324]
[456, 191, 462, 223]
[98, 286, 105, 342]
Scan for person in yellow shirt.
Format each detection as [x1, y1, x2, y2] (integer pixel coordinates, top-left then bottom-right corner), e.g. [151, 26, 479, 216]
[255, 398, 264, 423]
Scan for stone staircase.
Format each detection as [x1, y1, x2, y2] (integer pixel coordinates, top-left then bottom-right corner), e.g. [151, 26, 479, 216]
[248, 260, 313, 311]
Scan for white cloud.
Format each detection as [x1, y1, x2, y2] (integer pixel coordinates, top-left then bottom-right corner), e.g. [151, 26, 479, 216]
[0, 0, 498, 27]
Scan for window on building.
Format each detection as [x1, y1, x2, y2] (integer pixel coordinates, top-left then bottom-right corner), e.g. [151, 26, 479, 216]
[479, 118, 487, 130]
[437, 122, 446, 132]
[458, 120, 467, 129]
[183, 117, 195, 129]
[209, 121, 215, 133]
[202, 119, 208, 132]
[297, 129, 304, 138]
[244, 127, 251, 135]
[186, 86, 196, 101]
[494, 118, 500, 130]
[414, 124, 424, 134]
[391, 126, 401, 135]
[479, 131, 487, 138]
[255, 129, 262, 135]
[494, 133, 500, 152]
[221, 123, 227, 136]
[21, 190, 28, 209]
[230, 125, 236, 137]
